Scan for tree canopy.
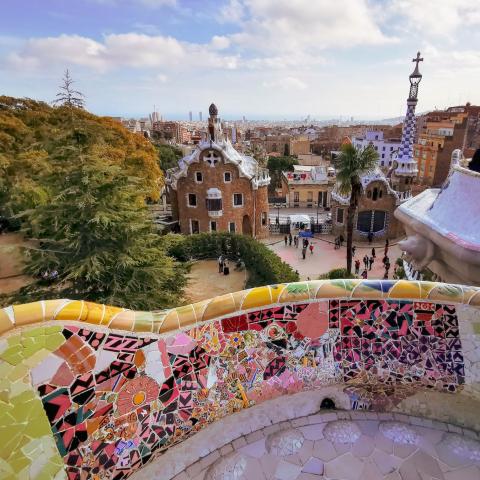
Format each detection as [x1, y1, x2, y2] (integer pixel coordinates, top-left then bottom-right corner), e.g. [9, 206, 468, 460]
[155, 143, 183, 172]
[266, 155, 299, 193]
[0, 96, 186, 310]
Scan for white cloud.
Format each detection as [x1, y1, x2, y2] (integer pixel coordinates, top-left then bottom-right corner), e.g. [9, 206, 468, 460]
[210, 35, 231, 50]
[7, 33, 239, 72]
[217, 0, 246, 24]
[263, 76, 307, 90]
[229, 0, 392, 54]
[386, 0, 480, 37]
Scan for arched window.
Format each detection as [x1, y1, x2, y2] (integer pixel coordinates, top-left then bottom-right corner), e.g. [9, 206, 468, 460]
[372, 187, 378, 201]
[379, 189, 383, 199]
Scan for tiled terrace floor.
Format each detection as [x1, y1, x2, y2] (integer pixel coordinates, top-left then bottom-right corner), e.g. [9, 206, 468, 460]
[173, 413, 480, 480]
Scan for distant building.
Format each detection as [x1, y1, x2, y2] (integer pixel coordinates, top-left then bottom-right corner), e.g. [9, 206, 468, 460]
[152, 121, 188, 143]
[199, 111, 203, 121]
[414, 104, 480, 186]
[353, 131, 401, 169]
[280, 165, 335, 208]
[166, 104, 271, 238]
[289, 136, 311, 156]
[189, 111, 193, 121]
[331, 52, 424, 240]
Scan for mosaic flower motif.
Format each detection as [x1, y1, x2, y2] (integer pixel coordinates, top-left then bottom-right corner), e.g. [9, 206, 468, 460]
[323, 420, 361, 444]
[266, 428, 305, 456]
[379, 421, 420, 445]
[116, 375, 160, 416]
[228, 332, 245, 349]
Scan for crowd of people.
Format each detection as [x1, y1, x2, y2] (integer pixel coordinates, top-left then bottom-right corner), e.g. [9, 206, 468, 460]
[281, 232, 398, 280]
[284, 234, 316, 260]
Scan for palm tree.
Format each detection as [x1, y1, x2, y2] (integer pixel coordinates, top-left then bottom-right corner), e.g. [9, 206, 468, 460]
[336, 143, 379, 274]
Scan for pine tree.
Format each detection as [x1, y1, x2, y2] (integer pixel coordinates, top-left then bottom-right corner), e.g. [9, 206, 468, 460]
[53, 69, 86, 109]
[23, 152, 185, 310]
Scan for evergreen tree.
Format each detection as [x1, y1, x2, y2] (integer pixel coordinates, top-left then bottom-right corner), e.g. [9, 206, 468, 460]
[22, 152, 185, 309]
[53, 69, 86, 109]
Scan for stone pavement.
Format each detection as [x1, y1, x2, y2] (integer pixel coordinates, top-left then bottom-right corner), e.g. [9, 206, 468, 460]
[267, 235, 403, 280]
[169, 410, 480, 480]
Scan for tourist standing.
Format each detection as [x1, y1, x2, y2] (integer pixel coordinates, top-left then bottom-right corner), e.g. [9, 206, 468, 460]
[355, 259, 360, 275]
[363, 255, 369, 269]
[302, 247, 307, 259]
[288, 233, 293, 246]
[371, 247, 376, 258]
[223, 259, 230, 275]
[368, 232, 373, 244]
[218, 255, 224, 273]
[384, 238, 389, 257]
[361, 269, 368, 279]
[309, 244, 314, 255]
[352, 245, 356, 257]
[369, 256, 374, 271]
[284, 235, 288, 246]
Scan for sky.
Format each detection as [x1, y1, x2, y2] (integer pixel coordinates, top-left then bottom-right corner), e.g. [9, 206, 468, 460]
[1, 0, 480, 120]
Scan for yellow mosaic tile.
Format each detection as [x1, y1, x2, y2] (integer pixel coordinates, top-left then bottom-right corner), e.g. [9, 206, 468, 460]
[388, 280, 421, 299]
[158, 310, 180, 334]
[241, 286, 272, 311]
[203, 293, 237, 321]
[269, 284, 286, 304]
[315, 280, 349, 299]
[108, 310, 135, 331]
[174, 304, 197, 328]
[54, 300, 84, 322]
[12, 302, 44, 328]
[43, 299, 69, 321]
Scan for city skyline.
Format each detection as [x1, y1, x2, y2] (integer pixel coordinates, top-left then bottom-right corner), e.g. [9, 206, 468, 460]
[1, 0, 479, 118]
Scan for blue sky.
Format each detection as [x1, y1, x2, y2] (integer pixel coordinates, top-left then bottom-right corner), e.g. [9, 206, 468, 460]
[1, 0, 479, 119]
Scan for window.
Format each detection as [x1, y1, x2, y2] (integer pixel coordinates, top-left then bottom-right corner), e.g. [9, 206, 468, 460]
[206, 198, 222, 211]
[229, 222, 236, 233]
[195, 171, 203, 183]
[372, 187, 378, 201]
[381, 161, 385, 166]
[307, 191, 313, 202]
[190, 219, 199, 234]
[379, 189, 383, 198]
[294, 192, 300, 203]
[188, 193, 197, 207]
[336, 208, 344, 224]
[210, 221, 217, 232]
[233, 193, 244, 206]
[262, 212, 268, 226]
[224, 172, 232, 182]
[382, 146, 385, 151]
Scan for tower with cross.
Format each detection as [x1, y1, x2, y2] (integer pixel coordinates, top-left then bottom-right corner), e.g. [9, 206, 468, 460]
[393, 52, 424, 193]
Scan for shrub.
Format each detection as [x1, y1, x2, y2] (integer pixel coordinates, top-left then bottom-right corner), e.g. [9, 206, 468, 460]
[319, 268, 356, 280]
[163, 232, 299, 287]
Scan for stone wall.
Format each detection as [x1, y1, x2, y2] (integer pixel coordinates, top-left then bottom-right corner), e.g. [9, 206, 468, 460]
[173, 149, 269, 238]
[1, 280, 480, 479]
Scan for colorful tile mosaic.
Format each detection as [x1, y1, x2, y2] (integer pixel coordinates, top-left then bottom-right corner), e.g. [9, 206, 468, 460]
[0, 280, 479, 479]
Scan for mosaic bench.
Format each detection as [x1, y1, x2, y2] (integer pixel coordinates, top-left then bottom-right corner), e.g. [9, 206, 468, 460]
[1, 279, 480, 479]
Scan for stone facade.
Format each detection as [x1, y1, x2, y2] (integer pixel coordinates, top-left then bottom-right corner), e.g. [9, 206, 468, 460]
[171, 149, 270, 238]
[331, 177, 404, 241]
[167, 104, 270, 239]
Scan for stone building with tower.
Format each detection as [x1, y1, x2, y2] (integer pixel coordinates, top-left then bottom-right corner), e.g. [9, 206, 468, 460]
[330, 53, 424, 241]
[165, 104, 271, 238]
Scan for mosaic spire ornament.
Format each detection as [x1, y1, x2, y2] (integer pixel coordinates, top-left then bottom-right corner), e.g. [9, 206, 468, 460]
[395, 52, 423, 176]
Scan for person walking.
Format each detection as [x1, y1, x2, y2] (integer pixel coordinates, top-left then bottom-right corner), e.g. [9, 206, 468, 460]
[361, 269, 368, 279]
[284, 235, 288, 246]
[223, 259, 230, 275]
[363, 255, 369, 269]
[352, 245, 356, 257]
[288, 233, 293, 246]
[339, 234, 344, 247]
[369, 256, 374, 271]
[302, 247, 307, 259]
[218, 255, 224, 273]
[309, 243, 314, 255]
[355, 259, 360, 275]
[295, 236, 299, 248]
[371, 247, 376, 258]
